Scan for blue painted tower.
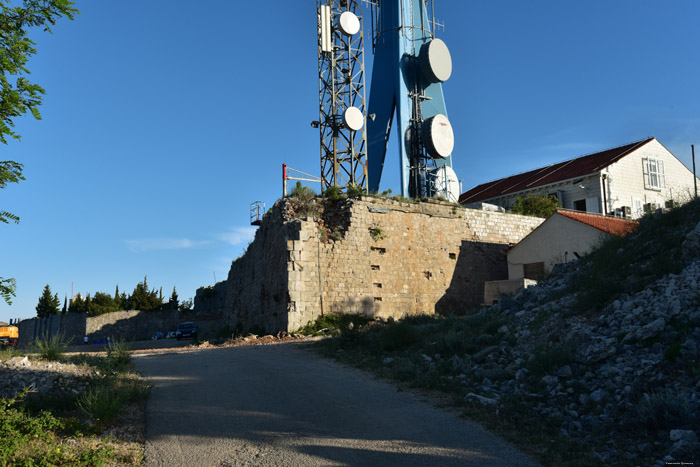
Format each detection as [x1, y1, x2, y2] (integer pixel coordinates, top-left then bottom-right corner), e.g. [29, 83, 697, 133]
[366, 0, 457, 199]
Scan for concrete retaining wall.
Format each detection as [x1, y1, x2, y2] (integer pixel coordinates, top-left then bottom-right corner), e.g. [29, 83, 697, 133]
[17, 310, 223, 348]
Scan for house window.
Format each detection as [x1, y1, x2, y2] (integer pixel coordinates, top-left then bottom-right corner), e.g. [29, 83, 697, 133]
[573, 199, 586, 211]
[644, 158, 665, 190]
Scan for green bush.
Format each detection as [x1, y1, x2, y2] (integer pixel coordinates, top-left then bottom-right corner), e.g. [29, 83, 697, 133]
[297, 313, 372, 336]
[106, 339, 131, 369]
[509, 193, 561, 218]
[77, 387, 121, 428]
[324, 185, 342, 202]
[0, 346, 18, 361]
[367, 321, 421, 352]
[346, 184, 365, 198]
[32, 332, 71, 361]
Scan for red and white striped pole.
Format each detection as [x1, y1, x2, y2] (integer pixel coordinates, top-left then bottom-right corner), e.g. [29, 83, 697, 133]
[283, 163, 288, 198]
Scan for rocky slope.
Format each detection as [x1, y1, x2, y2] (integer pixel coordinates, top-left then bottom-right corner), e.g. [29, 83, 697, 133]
[465, 214, 700, 464]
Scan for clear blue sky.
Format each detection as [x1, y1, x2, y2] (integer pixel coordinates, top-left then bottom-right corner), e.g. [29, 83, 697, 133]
[2, 0, 698, 321]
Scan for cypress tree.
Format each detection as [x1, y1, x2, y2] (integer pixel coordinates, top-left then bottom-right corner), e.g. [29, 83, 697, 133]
[36, 284, 60, 318]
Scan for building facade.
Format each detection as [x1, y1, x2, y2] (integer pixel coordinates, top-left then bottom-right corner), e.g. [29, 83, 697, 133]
[460, 138, 699, 219]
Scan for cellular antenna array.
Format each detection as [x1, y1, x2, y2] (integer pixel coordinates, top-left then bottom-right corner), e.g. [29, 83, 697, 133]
[365, 0, 458, 200]
[314, 0, 369, 194]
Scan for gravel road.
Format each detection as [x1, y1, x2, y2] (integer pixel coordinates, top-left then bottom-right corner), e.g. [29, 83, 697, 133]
[134, 342, 538, 466]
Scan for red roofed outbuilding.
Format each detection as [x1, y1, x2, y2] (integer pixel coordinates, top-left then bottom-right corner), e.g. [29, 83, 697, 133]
[507, 209, 638, 281]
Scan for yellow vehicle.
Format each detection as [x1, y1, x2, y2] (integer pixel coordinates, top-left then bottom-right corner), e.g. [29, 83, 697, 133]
[0, 322, 19, 348]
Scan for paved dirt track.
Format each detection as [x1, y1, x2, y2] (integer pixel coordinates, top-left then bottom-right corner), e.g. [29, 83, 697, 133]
[135, 343, 538, 466]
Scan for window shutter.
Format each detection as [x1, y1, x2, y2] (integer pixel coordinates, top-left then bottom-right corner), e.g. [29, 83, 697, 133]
[642, 158, 649, 189]
[658, 160, 666, 188]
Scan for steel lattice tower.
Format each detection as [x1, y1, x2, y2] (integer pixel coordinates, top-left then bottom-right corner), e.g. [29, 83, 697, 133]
[316, 0, 368, 193]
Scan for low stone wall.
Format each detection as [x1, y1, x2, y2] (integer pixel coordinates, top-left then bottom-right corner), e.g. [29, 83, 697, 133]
[196, 197, 543, 333]
[17, 310, 224, 348]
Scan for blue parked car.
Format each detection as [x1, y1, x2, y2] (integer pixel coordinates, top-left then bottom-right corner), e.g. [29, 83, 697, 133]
[176, 322, 198, 341]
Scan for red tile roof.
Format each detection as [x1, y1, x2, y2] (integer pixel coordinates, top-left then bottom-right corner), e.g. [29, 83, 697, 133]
[459, 137, 656, 204]
[556, 209, 638, 237]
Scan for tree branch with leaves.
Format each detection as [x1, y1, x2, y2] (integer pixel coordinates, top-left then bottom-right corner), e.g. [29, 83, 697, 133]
[0, 0, 78, 305]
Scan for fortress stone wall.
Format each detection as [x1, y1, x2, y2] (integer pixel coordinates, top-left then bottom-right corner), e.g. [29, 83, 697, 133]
[195, 197, 543, 333]
[18, 310, 222, 348]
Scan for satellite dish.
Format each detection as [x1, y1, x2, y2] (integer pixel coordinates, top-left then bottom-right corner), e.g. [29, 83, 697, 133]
[419, 38, 452, 83]
[422, 114, 454, 159]
[432, 165, 460, 202]
[338, 11, 361, 36]
[343, 106, 364, 131]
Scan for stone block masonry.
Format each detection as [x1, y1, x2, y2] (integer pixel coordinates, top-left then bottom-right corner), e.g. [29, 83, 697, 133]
[18, 310, 223, 348]
[196, 197, 543, 333]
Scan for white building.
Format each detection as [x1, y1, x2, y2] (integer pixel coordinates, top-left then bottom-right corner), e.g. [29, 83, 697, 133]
[507, 209, 637, 280]
[483, 209, 637, 305]
[460, 138, 699, 218]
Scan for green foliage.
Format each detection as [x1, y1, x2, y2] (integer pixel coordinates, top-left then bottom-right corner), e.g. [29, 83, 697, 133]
[0, 161, 24, 227]
[165, 286, 179, 310]
[106, 339, 131, 369]
[509, 193, 561, 218]
[368, 223, 385, 241]
[1, 348, 147, 465]
[129, 276, 163, 311]
[31, 331, 70, 361]
[77, 387, 121, 428]
[179, 297, 193, 312]
[0, 277, 16, 305]
[574, 198, 700, 312]
[346, 183, 365, 198]
[0, 1, 78, 308]
[289, 181, 319, 218]
[290, 181, 315, 202]
[364, 321, 421, 352]
[35, 284, 60, 317]
[323, 185, 342, 202]
[0, 1, 78, 144]
[0, 346, 18, 361]
[297, 313, 372, 336]
[87, 291, 119, 316]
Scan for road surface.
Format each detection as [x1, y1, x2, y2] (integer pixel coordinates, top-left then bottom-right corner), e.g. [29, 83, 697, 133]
[134, 343, 538, 466]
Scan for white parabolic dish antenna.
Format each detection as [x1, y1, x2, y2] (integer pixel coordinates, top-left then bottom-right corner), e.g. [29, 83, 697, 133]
[343, 106, 364, 131]
[419, 38, 452, 83]
[338, 11, 360, 36]
[422, 114, 454, 159]
[432, 165, 460, 202]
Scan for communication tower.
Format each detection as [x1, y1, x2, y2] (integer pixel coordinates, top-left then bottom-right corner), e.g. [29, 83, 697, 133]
[365, 0, 458, 200]
[315, 0, 369, 193]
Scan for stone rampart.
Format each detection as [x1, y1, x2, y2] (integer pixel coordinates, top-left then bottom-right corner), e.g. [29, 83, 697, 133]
[17, 310, 223, 348]
[196, 197, 543, 333]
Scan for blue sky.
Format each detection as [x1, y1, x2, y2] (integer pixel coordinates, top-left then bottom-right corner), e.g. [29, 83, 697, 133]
[2, 0, 699, 321]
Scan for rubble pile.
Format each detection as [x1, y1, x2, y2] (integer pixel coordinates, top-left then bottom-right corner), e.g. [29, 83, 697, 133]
[456, 219, 700, 464]
[0, 356, 92, 399]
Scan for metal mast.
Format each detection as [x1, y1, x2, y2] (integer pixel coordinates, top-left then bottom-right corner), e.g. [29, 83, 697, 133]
[365, 0, 457, 200]
[316, 0, 368, 193]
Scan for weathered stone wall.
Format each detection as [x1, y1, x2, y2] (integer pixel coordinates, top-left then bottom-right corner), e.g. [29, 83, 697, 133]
[196, 204, 297, 333]
[18, 310, 222, 348]
[197, 197, 543, 333]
